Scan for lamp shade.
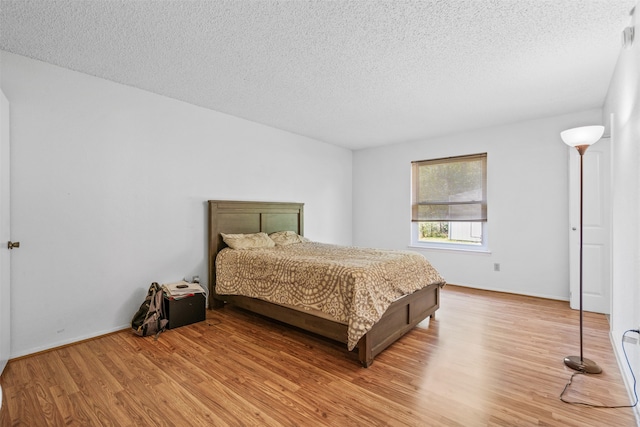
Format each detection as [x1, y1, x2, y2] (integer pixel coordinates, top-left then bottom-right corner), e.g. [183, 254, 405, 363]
[560, 125, 604, 147]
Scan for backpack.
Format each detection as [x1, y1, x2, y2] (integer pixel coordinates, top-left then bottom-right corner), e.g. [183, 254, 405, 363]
[131, 282, 168, 339]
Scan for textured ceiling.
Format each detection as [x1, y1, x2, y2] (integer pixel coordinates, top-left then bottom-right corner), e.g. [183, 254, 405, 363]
[0, 1, 636, 150]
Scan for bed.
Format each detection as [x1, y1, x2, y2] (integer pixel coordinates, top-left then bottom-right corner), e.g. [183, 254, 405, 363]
[207, 200, 445, 367]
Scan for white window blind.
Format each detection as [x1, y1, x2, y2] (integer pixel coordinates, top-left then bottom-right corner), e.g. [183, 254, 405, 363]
[411, 153, 487, 222]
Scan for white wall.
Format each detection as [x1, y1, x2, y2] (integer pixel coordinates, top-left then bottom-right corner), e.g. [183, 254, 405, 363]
[0, 51, 353, 358]
[603, 4, 640, 413]
[353, 110, 602, 300]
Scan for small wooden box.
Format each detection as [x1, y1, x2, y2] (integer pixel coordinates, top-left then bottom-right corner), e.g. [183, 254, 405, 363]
[163, 293, 206, 329]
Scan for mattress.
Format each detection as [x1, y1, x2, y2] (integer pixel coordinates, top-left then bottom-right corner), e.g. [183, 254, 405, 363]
[216, 242, 446, 350]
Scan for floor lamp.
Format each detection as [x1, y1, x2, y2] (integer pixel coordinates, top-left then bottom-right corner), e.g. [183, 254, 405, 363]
[560, 125, 604, 374]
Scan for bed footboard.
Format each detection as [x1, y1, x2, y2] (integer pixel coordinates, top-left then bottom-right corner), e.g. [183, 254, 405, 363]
[215, 283, 440, 367]
[357, 283, 440, 367]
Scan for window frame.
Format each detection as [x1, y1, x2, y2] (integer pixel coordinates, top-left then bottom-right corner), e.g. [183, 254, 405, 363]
[410, 221, 489, 252]
[410, 153, 489, 252]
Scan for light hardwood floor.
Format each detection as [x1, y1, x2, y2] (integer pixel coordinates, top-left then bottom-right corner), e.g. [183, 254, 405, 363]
[0, 285, 637, 426]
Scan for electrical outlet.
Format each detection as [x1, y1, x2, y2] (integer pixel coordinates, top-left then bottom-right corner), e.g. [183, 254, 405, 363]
[493, 263, 500, 272]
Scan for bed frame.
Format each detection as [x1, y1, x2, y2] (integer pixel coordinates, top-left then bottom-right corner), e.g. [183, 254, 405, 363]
[207, 200, 441, 367]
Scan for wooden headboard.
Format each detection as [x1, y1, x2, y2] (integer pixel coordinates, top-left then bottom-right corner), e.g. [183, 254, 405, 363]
[207, 200, 304, 308]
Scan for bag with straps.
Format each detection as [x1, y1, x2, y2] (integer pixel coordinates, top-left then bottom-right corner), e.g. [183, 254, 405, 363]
[131, 282, 168, 339]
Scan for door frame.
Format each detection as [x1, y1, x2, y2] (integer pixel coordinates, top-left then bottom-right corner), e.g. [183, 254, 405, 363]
[0, 88, 11, 375]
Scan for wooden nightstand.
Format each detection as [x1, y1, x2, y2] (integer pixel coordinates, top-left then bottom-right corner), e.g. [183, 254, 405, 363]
[163, 293, 206, 329]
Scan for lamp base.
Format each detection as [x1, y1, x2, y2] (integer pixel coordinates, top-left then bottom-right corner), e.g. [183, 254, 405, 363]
[564, 355, 602, 374]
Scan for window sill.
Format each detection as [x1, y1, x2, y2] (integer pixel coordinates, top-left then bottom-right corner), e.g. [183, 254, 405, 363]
[408, 244, 492, 254]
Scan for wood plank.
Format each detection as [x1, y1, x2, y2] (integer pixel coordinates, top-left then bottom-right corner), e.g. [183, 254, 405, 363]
[0, 285, 636, 426]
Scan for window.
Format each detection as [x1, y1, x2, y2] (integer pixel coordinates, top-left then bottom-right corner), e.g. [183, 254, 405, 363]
[411, 153, 487, 250]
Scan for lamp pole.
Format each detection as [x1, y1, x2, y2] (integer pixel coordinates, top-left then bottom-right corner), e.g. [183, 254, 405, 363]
[561, 136, 602, 375]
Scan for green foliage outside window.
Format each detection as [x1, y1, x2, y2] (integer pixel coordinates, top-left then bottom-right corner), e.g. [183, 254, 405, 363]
[419, 222, 449, 240]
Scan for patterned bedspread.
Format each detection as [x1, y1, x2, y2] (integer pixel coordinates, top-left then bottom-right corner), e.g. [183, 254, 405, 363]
[216, 242, 446, 350]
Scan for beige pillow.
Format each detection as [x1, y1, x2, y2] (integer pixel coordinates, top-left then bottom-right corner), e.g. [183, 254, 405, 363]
[268, 231, 308, 246]
[221, 232, 275, 249]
